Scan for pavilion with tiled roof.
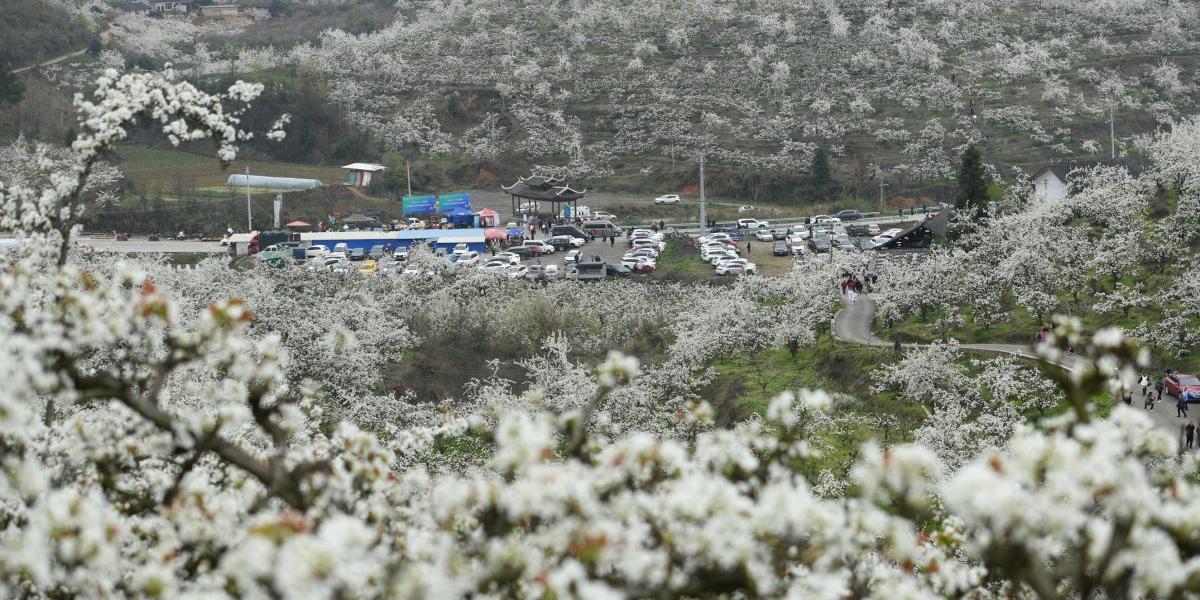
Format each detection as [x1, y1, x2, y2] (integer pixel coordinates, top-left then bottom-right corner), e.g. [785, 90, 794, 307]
[501, 174, 587, 217]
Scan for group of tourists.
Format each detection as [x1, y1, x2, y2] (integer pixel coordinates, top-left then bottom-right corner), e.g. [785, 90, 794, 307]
[1122, 374, 1197, 448]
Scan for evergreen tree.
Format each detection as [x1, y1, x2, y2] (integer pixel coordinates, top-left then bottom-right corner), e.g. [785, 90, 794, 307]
[811, 147, 831, 188]
[955, 145, 988, 216]
[0, 62, 24, 107]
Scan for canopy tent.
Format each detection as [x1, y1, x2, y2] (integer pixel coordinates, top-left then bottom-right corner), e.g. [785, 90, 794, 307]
[444, 206, 476, 227]
[286, 220, 311, 228]
[483, 228, 508, 242]
[477, 208, 500, 227]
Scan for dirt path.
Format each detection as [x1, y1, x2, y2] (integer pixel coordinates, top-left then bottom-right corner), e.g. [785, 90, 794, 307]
[832, 295, 1191, 439]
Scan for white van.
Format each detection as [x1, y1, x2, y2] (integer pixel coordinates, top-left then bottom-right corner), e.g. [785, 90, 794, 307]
[334, 243, 349, 255]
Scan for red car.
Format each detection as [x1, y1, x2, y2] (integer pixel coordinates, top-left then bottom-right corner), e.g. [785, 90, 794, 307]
[1164, 371, 1200, 400]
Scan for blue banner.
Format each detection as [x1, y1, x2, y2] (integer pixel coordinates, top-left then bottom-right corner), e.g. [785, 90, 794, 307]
[437, 193, 471, 212]
[402, 195, 436, 216]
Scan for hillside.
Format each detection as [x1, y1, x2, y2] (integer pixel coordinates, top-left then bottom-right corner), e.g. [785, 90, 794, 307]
[4, 0, 1200, 208]
[0, 0, 92, 68]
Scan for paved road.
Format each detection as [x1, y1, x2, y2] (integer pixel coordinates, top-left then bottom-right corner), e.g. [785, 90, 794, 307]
[833, 296, 1192, 441]
[80, 237, 225, 253]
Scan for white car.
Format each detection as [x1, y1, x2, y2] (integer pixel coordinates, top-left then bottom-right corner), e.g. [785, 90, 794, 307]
[453, 251, 480, 267]
[715, 259, 758, 276]
[705, 249, 740, 264]
[304, 246, 329, 260]
[631, 238, 665, 252]
[654, 194, 681, 205]
[564, 250, 581, 264]
[626, 248, 659, 259]
[508, 265, 529, 279]
[549, 235, 586, 249]
[630, 229, 664, 240]
[754, 229, 774, 242]
[451, 243, 470, 256]
[593, 211, 617, 221]
[701, 242, 737, 255]
[544, 264, 560, 279]
[737, 205, 755, 213]
[790, 241, 807, 255]
[494, 251, 521, 263]
[522, 240, 555, 255]
[478, 260, 509, 273]
[737, 218, 769, 229]
[867, 223, 881, 236]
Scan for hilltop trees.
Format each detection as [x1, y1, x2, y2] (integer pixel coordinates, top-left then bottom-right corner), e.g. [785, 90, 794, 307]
[956, 145, 989, 217]
[810, 146, 831, 189]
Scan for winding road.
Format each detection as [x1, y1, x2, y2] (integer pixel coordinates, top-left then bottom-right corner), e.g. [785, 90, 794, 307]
[832, 295, 1192, 442]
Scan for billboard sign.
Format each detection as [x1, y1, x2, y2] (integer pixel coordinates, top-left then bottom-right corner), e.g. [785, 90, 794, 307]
[402, 195, 437, 216]
[437, 193, 471, 212]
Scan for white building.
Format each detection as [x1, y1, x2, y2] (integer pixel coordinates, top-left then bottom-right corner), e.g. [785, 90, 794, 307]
[341, 163, 386, 187]
[1031, 165, 1069, 201]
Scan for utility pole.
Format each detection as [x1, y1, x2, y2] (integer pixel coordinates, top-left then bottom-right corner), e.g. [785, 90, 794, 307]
[1109, 106, 1116, 159]
[879, 182, 887, 214]
[698, 153, 707, 234]
[245, 165, 252, 231]
[406, 160, 412, 196]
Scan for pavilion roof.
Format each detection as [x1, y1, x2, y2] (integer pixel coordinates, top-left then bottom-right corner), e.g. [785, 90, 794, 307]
[501, 175, 586, 201]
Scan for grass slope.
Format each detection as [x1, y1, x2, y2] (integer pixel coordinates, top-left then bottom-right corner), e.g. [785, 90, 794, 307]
[114, 144, 346, 192]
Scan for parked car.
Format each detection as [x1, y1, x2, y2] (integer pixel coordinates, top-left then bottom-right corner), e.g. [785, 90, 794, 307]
[305, 246, 329, 260]
[654, 194, 681, 205]
[508, 245, 536, 258]
[867, 223, 881, 236]
[737, 205, 755, 213]
[773, 241, 789, 256]
[737, 218, 768, 229]
[1164, 371, 1200, 399]
[593, 211, 617, 221]
[453, 251, 481, 267]
[715, 259, 758, 276]
[349, 247, 367, 261]
[368, 244, 386, 260]
[846, 224, 870, 237]
[544, 264, 560, 280]
[358, 259, 378, 276]
[790, 241, 807, 255]
[835, 209, 862, 221]
[548, 235, 586, 249]
[479, 260, 510, 273]
[451, 243, 470, 256]
[771, 229, 788, 240]
[754, 229, 775, 242]
[522, 239, 555, 255]
[631, 238, 665, 252]
[582, 221, 622, 238]
[394, 249, 410, 262]
[564, 249, 582, 265]
[811, 237, 831, 253]
[626, 247, 660, 259]
[508, 265, 529, 279]
[525, 264, 546, 281]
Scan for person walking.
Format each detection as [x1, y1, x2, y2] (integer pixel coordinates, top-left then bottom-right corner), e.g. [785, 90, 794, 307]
[1140, 374, 1150, 397]
[1188, 422, 1196, 449]
[747, 240, 752, 254]
[609, 236, 614, 248]
[1179, 395, 1189, 418]
[1123, 391, 1132, 406]
[1145, 390, 1155, 411]
[1156, 379, 1165, 401]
